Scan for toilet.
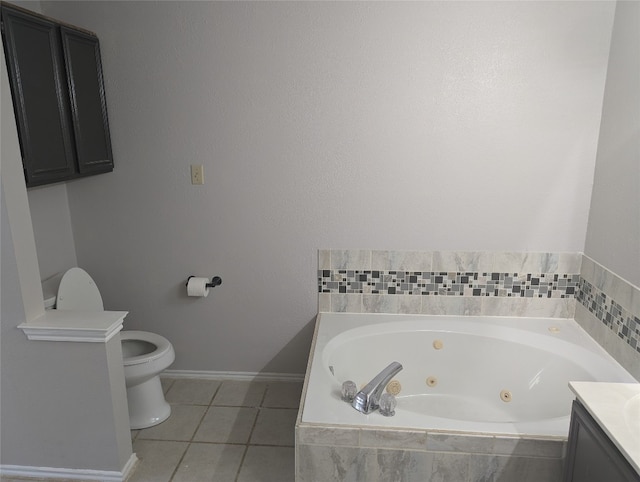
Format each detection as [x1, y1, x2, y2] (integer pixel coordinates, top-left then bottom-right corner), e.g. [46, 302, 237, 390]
[43, 267, 175, 429]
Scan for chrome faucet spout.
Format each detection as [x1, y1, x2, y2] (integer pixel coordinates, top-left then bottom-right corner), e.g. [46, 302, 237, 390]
[351, 361, 403, 414]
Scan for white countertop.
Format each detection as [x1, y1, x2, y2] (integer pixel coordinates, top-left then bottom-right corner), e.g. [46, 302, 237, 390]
[569, 381, 640, 475]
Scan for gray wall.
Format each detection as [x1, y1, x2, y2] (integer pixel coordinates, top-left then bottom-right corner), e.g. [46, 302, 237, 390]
[584, 0, 640, 288]
[36, 1, 615, 374]
[28, 184, 78, 281]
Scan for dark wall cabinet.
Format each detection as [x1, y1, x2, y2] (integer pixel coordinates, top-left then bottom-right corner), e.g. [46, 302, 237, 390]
[1, 3, 113, 187]
[563, 401, 640, 482]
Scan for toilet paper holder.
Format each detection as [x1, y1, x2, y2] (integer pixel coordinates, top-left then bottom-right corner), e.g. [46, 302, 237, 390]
[186, 276, 222, 289]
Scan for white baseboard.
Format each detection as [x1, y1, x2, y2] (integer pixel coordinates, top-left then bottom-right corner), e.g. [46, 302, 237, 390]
[161, 369, 304, 382]
[0, 453, 138, 482]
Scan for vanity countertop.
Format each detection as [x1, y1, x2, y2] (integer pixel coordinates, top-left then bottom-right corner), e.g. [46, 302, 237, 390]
[569, 381, 640, 475]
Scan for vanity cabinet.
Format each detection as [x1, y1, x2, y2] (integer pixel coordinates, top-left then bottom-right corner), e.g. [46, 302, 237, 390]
[563, 401, 640, 482]
[1, 3, 113, 187]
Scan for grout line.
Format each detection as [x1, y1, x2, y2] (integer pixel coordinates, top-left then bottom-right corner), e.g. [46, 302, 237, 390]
[167, 382, 224, 481]
[234, 444, 250, 482]
[167, 442, 190, 482]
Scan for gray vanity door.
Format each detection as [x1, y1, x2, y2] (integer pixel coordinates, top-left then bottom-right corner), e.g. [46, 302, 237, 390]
[563, 401, 640, 482]
[2, 5, 76, 185]
[59, 26, 113, 176]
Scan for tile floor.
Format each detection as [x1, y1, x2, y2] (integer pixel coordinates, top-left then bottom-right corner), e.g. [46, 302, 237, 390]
[130, 378, 302, 482]
[0, 378, 302, 482]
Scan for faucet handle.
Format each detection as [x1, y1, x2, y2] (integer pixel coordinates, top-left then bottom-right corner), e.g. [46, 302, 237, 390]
[378, 393, 397, 416]
[341, 381, 357, 402]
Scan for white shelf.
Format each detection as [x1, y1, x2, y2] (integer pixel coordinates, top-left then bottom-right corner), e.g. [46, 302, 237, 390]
[18, 310, 128, 343]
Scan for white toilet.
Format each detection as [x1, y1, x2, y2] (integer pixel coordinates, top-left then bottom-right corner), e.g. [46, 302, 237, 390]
[43, 267, 175, 429]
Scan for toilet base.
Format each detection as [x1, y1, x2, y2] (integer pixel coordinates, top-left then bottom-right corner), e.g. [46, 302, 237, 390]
[126, 375, 171, 429]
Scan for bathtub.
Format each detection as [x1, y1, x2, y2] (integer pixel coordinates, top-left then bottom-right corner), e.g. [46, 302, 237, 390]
[295, 313, 636, 481]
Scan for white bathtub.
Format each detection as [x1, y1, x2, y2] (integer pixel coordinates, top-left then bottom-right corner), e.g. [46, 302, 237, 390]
[300, 313, 636, 437]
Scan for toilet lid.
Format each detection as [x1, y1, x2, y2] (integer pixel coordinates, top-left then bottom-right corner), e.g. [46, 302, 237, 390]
[56, 267, 104, 311]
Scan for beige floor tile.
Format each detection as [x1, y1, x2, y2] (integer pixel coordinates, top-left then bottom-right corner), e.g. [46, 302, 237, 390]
[237, 446, 295, 482]
[262, 382, 303, 408]
[160, 377, 176, 394]
[193, 406, 258, 444]
[137, 404, 207, 441]
[129, 440, 188, 482]
[172, 443, 245, 482]
[212, 380, 267, 407]
[165, 378, 221, 405]
[250, 408, 297, 446]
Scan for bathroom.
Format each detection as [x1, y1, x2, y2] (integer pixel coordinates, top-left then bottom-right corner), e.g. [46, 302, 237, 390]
[1, 0, 638, 481]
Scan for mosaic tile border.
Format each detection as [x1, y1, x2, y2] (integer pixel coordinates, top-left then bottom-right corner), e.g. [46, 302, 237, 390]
[318, 270, 579, 299]
[577, 278, 640, 354]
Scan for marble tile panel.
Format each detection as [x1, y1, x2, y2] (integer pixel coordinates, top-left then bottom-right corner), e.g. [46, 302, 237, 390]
[251, 408, 298, 446]
[212, 380, 267, 407]
[360, 428, 427, 450]
[129, 440, 188, 482]
[237, 446, 295, 482]
[371, 250, 433, 271]
[331, 250, 371, 270]
[377, 449, 430, 482]
[164, 378, 220, 405]
[590, 262, 617, 296]
[599, 322, 640, 381]
[318, 249, 331, 270]
[493, 252, 559, 274]
[424, 452, 471, 482]
[632, 287, 640, 318]
[296, 444, 378, 482]
[362, 294, 399, 314]
[481, 297, 574, 318]
[490, 436, 565, 458]
[193, 406, 258, 444]
[331, 293, 362, 313]
[397, 294, 422, 314]
[263, 381, 303, 408]
[426, 432, 495, 454]
[296, 425, 360, 446]
[574, 302, 611, 348]
[172, 443, 244, 482]
[580, 255, 597, 284]
[421, 295, 483, 316]
[432, 251, 493, 273]
[610, 273, 635, 314]
[136, 404, 206, 441]
[557, 252, 582, 274]
[468, 454, 563, 482]
[318, 293, 331, 312]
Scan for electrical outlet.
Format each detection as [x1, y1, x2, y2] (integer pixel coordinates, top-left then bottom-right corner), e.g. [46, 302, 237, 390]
[191, 165, 204, 185]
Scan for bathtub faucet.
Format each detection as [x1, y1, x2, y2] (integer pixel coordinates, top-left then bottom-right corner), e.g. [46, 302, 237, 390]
[351, 361, 403, 414]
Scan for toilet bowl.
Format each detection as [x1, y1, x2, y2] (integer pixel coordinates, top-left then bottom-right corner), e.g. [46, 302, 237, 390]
[44, 267, 175, 429]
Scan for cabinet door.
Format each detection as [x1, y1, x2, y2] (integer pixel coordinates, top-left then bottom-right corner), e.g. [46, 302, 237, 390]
[60, 26, 113, 175]
[1, 6, 76, 185]
[564, 401, 640, 482]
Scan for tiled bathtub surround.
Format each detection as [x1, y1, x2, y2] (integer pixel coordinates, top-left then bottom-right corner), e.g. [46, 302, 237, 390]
[576, 255, 640, 379]
[295, 425, 565, 482]
[578, 279, 640, 354]
[318, 250, 580, 318]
